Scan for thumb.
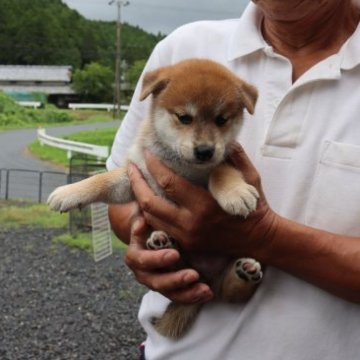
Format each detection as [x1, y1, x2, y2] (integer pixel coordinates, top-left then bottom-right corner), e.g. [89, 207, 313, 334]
[129, 216, 149, 248]
[228, 142, 260, 187]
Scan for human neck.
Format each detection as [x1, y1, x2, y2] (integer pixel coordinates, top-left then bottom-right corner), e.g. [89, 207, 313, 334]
[260, 1, 359, 80]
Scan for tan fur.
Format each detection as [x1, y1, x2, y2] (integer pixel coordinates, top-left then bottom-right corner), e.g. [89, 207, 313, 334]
[47, 59, 263, 339]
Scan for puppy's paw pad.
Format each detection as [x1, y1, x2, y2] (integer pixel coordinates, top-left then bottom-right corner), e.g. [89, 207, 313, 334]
[146, 231, 176, 250]
[235, 258, 263, 284]
[218, 184, 259, 217]
[47, 185, 84, 212]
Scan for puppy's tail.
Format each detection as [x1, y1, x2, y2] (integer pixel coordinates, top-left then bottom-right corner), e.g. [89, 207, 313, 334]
[151, 302, 202, 339]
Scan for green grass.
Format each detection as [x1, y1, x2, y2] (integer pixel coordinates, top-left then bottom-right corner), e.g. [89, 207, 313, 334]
[54, 231, 127, 253]
[0, 90, 122, 131]
[28, 127, 118, 167]
[0, 201, 68, 229]
[0, 200, 127, 253]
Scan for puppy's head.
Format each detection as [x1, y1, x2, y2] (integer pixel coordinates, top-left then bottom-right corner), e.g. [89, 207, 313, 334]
[140, 59, 257, 168]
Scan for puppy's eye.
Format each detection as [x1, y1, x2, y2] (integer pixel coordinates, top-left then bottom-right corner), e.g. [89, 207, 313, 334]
[215, 115, 228, 127]
[176, 113, 193, 125]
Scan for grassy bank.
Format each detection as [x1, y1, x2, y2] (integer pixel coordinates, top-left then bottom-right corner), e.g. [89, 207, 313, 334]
[0, 200, 68, 229]
[0, 91, 119, 131]
[0, 200, 126, 252]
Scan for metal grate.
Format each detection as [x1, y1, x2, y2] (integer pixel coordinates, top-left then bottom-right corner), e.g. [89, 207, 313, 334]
[91, 202, 113, 262]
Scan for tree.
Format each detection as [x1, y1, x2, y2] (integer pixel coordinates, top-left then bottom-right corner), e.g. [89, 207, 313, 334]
[127, 59, 147, 87]
[72, 62, 114, 102]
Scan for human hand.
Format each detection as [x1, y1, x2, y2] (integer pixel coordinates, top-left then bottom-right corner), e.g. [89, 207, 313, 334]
[124, 216, 214, 303]
[127, 143, 278, 259]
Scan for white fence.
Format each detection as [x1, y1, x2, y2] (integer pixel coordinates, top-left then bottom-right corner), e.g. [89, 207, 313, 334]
[37, 128, 109, 159]
[17, 101, 42, 109]
[68, 103, 130, 112]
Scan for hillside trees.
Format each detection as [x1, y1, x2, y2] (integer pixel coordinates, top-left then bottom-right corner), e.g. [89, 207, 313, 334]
[0, 0, 163, 71]
[72, 63, 114, 102]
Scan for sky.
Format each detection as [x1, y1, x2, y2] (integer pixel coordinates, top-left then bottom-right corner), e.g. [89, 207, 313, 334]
[62, 0, 250, 34]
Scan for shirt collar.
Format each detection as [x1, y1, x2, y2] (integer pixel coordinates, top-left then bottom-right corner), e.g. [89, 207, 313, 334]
[340, 20, 360, 70]
[227, 3, 266, 61]
[228, 3, 360, 71]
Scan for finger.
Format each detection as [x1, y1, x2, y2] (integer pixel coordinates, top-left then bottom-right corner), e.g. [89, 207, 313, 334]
[228, 142, 260, 185]
[144, 150, 209, 207]
[127, 162, 181, 222]
[129, 215, 153, 249]
[141, 211, 180, 241]
[165, 282, 214, 304]
[126, 242, 180, 271]
[135, 268, 213, 303]
[135, 268, 200, 293]
[126, 217, 180, 269]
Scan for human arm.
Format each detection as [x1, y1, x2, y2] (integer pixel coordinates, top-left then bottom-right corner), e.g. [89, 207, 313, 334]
[126, 144, 360, 303]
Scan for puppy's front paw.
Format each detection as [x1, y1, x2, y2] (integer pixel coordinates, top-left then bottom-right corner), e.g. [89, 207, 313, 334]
[47, 184, 87, 212]
[146, 231, 176, 250]
[217, 183, 259, 217]
[235, 258, 263, 284]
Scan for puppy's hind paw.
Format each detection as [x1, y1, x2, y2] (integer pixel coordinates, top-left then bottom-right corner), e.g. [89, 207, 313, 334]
[146, 231, 176, 250]
[235, 258, 263, 284]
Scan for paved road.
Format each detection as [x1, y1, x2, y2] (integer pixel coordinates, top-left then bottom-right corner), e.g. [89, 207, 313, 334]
[0, 121, 120, 201]
[0, 120, 120, 171]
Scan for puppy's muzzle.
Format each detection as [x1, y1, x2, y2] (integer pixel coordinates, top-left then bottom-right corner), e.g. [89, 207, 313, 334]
[194, 145, 215, 162]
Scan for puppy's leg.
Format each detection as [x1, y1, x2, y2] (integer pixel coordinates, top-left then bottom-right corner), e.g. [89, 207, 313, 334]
[48, 167, 132, 212]
[151, 302, 202, 339]
[209, 163, 259, 217]
[145, 231, 201, 339]
[218, 259, 263, 303]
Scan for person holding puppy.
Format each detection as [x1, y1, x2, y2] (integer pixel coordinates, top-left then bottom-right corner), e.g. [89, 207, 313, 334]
[108, 0, 360, 359]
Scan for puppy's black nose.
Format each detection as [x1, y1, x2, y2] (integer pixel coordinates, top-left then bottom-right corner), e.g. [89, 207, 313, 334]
[194, 145, 215, 162]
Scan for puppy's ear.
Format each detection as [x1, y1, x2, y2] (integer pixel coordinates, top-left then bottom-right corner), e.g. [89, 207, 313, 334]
[238, 80, 258, 115]
[140, 68, 170, 101]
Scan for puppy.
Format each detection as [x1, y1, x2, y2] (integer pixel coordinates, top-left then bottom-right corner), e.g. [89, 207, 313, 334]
[48, 59, 263, 339]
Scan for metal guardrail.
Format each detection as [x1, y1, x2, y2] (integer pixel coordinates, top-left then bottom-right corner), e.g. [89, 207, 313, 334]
[37, 128, 109, 159]
[68, 103, 130, 112]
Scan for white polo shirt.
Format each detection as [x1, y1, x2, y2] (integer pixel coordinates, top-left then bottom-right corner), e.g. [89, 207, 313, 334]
[107, 3, 360, 359]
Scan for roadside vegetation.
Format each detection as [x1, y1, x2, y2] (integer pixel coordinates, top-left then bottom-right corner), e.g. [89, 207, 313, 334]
[0, 92, 115, 131]
[0, 200, 68, 229]
[0, 200, 126, 252]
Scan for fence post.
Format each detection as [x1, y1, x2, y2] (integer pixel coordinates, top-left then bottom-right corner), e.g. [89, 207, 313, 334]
[38, 172, 43, 203]
[5, 170, 9, 200]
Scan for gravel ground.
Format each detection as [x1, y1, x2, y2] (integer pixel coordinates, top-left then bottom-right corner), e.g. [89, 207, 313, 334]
[0, 227, 147, 360]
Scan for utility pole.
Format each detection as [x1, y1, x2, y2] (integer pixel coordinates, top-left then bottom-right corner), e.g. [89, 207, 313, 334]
[109, 0, 129, 119]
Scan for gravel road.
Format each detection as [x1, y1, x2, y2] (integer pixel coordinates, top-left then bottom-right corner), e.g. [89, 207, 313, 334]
[0, 226, 146, 360]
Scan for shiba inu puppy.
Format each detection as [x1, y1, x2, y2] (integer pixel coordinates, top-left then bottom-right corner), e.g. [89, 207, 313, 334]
[48, 58, 263, 339]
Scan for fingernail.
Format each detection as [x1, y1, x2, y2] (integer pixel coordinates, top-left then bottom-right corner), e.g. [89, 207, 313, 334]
[193, 287, 212, 303]
[162, 251, 178, 263]
[182, 272, 198, 284]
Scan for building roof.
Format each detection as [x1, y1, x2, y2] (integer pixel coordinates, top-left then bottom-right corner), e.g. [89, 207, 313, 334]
[0, 65, 72, 82]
